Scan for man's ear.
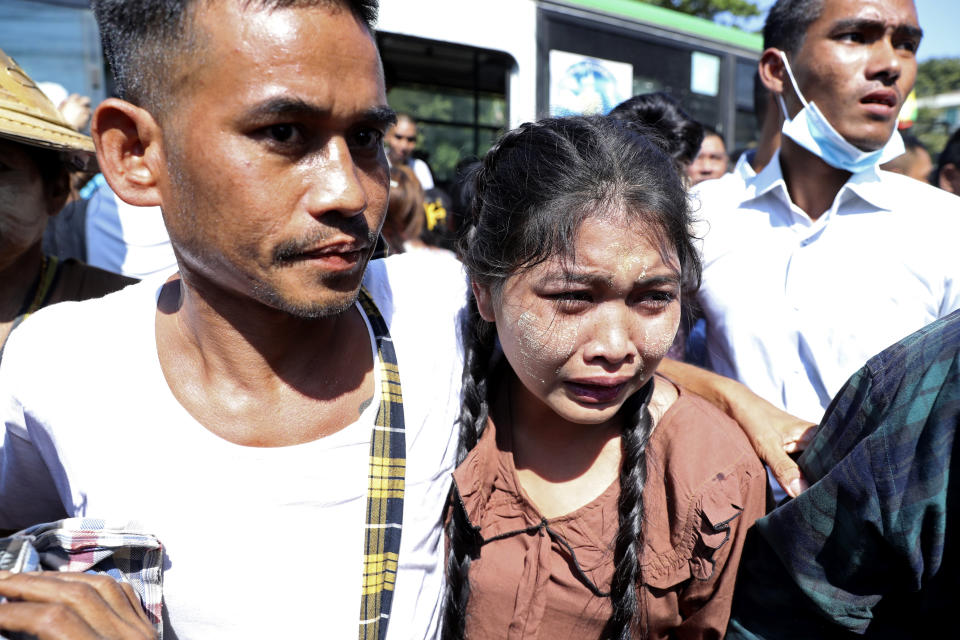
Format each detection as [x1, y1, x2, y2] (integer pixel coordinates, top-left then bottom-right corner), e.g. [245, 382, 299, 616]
[91, 98, 165, 208]
[472, 281, 496, 323]
[940, 163, 960, 194]
[758, 48, 788, 97]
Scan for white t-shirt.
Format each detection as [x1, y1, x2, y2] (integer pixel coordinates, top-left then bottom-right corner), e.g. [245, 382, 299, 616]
[409, 158, 435, 191]
[693, 151, 960, 422]
[0, 250, 467, 640]
[85, 182, 178, 279]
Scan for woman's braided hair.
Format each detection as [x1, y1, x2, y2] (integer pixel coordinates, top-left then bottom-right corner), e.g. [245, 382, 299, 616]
[444, 115, 700, 639]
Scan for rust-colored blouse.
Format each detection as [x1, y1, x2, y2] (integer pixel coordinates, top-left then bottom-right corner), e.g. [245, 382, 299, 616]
[450, 384, 767, 639]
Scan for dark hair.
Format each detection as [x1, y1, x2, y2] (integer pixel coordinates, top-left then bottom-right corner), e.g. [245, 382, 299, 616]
[444, 116, 700, 639]
[21, 145, 68, 194]
[936, 128, 960, 183]
[609, 92, 704, 171]
[763, 0, 824, 54]
[92, 0, 378, 115]
[699, 124, 724, 144]
[901, 133, 927, 154]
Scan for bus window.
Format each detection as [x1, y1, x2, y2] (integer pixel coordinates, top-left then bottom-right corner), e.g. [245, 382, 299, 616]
[379, 33, 512, 188]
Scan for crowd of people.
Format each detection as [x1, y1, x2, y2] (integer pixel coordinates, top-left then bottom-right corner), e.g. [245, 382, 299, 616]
[0, 0, 957, 638]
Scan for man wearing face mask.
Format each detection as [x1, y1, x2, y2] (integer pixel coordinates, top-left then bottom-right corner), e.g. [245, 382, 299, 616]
[674, 0, 960, 453]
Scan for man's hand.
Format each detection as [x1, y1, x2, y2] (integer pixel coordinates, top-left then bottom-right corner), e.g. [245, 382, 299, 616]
[722, 384, 817, 498]
[58, 94, 92, 132]
[0, 571, 157, 640]
[657, 358, 817, 497]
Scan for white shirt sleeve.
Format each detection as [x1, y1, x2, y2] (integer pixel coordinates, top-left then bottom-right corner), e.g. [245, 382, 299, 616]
[411, 159, 435, 190]
[0, 331, 70, 530]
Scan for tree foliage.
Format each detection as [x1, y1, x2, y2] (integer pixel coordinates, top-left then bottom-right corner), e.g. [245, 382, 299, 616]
[642, 0, 762, 20]
[911, 58, 960, 160]
[914, 58, 960, 98]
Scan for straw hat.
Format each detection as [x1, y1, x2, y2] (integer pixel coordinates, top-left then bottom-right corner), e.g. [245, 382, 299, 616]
[0, 47, 95, 169]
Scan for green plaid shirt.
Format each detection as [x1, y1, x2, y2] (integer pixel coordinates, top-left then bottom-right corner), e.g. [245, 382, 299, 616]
[728, 309, 960, 638]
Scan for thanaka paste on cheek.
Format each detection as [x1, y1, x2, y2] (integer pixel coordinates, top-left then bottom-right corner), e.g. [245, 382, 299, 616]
[644, 323, 678, 364]
[512, 309, 579, 384]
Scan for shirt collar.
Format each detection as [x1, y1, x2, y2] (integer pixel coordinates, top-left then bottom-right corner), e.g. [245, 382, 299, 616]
[740, 149, 892, 213]
[734, 149, 757, 181]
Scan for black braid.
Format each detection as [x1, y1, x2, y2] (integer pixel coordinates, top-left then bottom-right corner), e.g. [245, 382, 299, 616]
[603, 382, 655, 640]
[442, 297, 497, 640]
[447, 115, 697, 639]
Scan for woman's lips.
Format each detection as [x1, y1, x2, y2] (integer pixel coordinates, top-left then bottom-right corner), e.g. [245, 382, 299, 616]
[564, 380, 627, 404]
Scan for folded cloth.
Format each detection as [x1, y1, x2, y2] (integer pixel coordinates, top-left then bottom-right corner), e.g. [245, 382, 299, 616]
[0, 518, 163, 639]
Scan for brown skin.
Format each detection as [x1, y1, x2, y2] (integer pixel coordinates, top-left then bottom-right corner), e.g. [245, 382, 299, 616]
[93, 2, 392, 447]
[881, 144, 933, 181]
[940, 163, 960, 194]
[687, 134, 729, 184]
[0, 571, 156, 639]
[759, 0, 922, 220]
[0, 138, 70, 347]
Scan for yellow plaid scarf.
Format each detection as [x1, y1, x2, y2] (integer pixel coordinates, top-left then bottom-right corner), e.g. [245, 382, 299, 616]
[357, 288, 406, 640]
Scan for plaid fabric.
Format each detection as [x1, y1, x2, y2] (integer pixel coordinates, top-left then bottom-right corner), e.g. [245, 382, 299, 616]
[0, 518, 164, 638]
[728, 308, 960, 639]
[357, 288, 406, 640]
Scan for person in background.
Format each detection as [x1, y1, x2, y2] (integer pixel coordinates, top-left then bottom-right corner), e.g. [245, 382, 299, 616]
[0, 48, 134, 359]
[44, 177, 177, 280]
[385, 112, 435, 189]
[881, 132, 932, 181]
[934, 126, 960, 194]
[608, 92, 704, 178]
[733, 73, 784, 181]
[37, 81, 92, 133]
[686, 124, 729, 184]
[608, 92, 705, 361]
[660, 0, 960, 499]
[383, 164, 426, 254]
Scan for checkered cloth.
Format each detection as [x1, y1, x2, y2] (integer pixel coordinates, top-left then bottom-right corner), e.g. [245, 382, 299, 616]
[357, 288, 406, 640]
[728, 308, 960, 638]
[0, 518, 164, 639]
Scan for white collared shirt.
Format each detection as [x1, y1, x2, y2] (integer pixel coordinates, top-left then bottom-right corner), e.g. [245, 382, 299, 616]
[692, 151, 960, 422]
[733, 149, 757, 182]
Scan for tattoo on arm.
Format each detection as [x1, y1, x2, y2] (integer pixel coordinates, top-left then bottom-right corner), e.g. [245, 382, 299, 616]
[359, 396, 374, 416]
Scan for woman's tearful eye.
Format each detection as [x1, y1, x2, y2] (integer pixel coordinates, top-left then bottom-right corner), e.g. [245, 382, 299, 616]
[546, 291, 592, 313]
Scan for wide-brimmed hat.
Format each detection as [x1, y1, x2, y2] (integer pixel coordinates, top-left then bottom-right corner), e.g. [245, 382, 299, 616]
[0, 47, 95, 169]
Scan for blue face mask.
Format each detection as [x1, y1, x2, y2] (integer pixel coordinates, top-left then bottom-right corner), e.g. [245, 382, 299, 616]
[777, 52, 904, 174]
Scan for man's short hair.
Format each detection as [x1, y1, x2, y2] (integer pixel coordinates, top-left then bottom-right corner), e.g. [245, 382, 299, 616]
[92, 0, 378, 117]
[902, 134, 928, 155]
[700, 124, 724, 145]
[763, 0, 824, 54]
[937, 128, 960, 177]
